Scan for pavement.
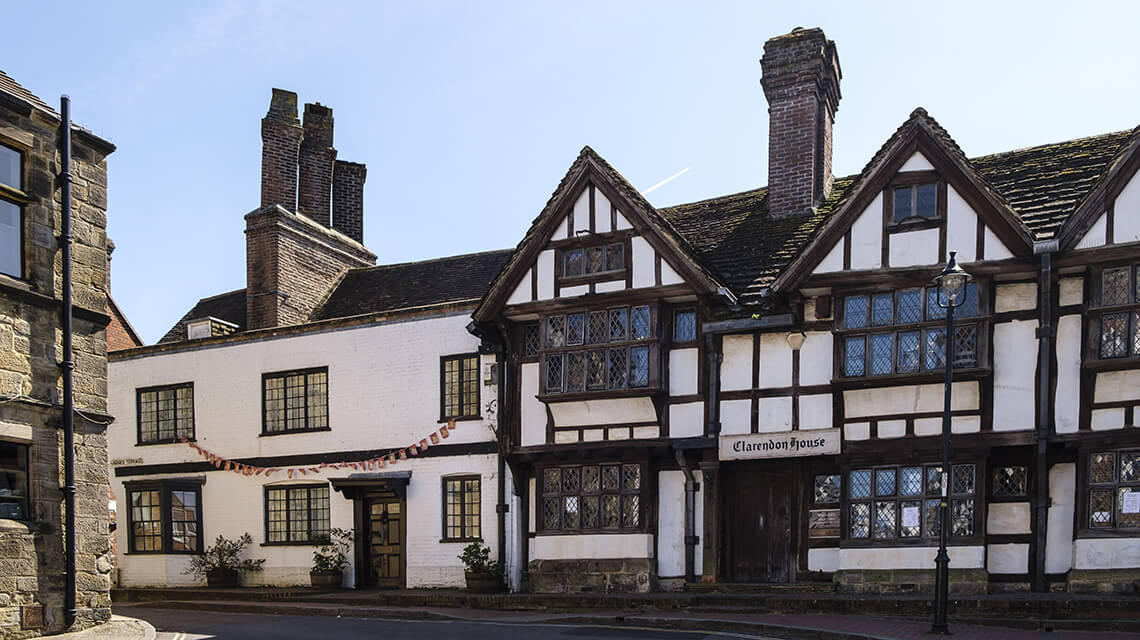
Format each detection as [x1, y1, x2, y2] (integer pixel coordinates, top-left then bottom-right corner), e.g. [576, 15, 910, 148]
[108, 597, 1140, 640]
[49, 615, 155, 640]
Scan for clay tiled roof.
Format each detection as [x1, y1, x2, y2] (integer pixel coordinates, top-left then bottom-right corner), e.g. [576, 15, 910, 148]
[157, 289, 247, 344]
[311, 249, 512, 320]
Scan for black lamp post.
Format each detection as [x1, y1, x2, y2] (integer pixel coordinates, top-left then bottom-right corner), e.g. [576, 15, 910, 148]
[931, 251, 970, 635]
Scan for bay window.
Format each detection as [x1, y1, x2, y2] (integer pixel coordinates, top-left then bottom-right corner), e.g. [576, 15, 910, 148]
[1094, 265, 1140, 359]
[541, 305, 658, 395]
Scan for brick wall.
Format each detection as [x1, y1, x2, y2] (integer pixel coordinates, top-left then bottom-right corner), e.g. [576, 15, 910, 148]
[760, 27, 841, 219]
[298, 103, 335, 227]
[332, 160, 365, 243]
[0, 94, 113, 637]
[260, 89, 302, 210]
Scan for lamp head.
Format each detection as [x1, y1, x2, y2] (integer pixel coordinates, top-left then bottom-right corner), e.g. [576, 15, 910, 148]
[936, 252, 970, 305]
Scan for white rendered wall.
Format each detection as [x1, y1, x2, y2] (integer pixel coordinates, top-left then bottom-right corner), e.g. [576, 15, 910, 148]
[1116, 172, 1140, 243]
[719, 399, 752, 435]
[813, 241, 844, 275]
[1076, 214, 1107, 250]
[1046, 463, 1075, 574]
[632, 236, 655, 288]
[945, 186, 978, 263]
[661, 259, 684, 286]
[669, 402, 703, 438]
[987, 544, 1029, 574]
[572, 192, 590, 235]
[799, 332, 832, 386]
[1073, 539, 1140, 570]
[988, 503, 1031, 534]
[838, 546, 984, 570]
[757, 397, 792, 432]
[532, 534, 654, 560]
[758, 334, 792, 388]
[992, 320, 1038, 431]
[669, 348, 699, 395]
[537, 249, 555, 299]
[844, 382, 979, 418]
[658, 471, 683, 577]
[849, 194, 883, 271]
[984, 226, 1014, 260]
[1055, 316, 1083, 434]
[548, 397, 656, 427]
[720, 334, 753, 391]
[507, 271, 532, 305]
[520, 362, 545, 446]
[808, 548, 839, 573]
[888, 227, 939, 268]
[995, 283, 1037, 312]
[899, 152, 934, 172]
[799, 394, 832, 430]
[595, 190, 613, 234]
[1059, 277, 1084, 307]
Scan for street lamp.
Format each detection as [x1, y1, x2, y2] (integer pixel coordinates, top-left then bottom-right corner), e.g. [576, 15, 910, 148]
[931, 251, 970, 635]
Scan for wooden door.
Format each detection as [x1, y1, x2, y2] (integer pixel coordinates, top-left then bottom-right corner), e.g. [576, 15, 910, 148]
[726, 469, 794, 583]
[367, 498, 404, 588]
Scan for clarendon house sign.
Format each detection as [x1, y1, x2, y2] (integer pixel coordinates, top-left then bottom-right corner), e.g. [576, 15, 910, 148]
[719, 428, 841, 461]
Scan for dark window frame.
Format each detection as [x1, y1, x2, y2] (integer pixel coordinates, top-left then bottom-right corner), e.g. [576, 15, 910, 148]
[539, 305, 659, 398]
[1082, 449, 1140, 535]
[261, 367, 330, 436]
[136, 382, 195, 445]
[263, 484, 331, 545]
[672, 307, 698, 345]
[440, 353, 481, 421]
[537, 462, 646, 535]
[555, 237, 631, 287]
[835, 282, 987, 380]
[884, 172, 947, 231]
[841, 462, 981, 546]
[441, 475, 482, 542]
[1089, 263, 1140, 362]
[0, 141, 28, 280]
[125, 480, 204, 555]
[0, 440, 30, 521]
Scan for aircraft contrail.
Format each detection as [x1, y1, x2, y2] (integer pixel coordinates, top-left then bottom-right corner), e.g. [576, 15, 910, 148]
[643, 167, 691, 195]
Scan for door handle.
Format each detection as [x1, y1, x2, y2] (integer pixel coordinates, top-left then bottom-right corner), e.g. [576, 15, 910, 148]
[757, 514, 765, 529]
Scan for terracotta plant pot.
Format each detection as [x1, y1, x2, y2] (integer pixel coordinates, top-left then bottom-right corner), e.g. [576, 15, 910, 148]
[310, 570, 342, 587]
[464, 571, 502, 593]
[206, 568, 239, 588]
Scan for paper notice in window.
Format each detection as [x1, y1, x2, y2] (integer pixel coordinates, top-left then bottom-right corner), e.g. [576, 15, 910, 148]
[1124, 491, 1140, 514]
[902, 505, 921, 528]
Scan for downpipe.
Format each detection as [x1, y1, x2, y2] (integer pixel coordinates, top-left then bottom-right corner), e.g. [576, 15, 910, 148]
[674, 449, 699, 584]
[60, 96, 78, 627]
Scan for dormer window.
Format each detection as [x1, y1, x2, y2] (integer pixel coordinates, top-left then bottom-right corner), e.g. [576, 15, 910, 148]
[885, 173, 945, 229]
[561, 243, 626, 278]
[892, 183, 937, 223]
[540, 305, 658, 396]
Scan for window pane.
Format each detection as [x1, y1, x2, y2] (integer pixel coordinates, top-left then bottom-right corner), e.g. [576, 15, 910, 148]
[844, 336, 865, 376]
[546, 315, 566, 348]
[605, 243, 624, 271]
[957, 283, 980, 318]
[307, 372, 328, 428]
[898, 289, 922, 324]
[814, 475, 841, 504]
[892, 186, 912, 222]
[926, 466, 944, 495]
[566, 352, 585, 392]
[543, 468, 561, 494]
[564, 249, 583, 276]
[581, 496, 599, 529]
[875, 469, 896, 496]
[545, 354, 564, 392]
[602, 495, 619, 528]
[951, 499, 974, 536]
[607, 348, 628, 389]
[586, 350, 605, 390]
[460, 357, 478, 417]
[267, 489, 288, 542]
[850, 503, 870, 538]
[601, 465, 619, 491]
[523, 324, 540, 357]
[0, 199, 20, 278]
[621, 495, 640, 528]
[1101, 312, 1129, 358]
[543, 498, 560, 529]
[900, 500, 922, 537]
[897, 331, 920, 373]
[849, 470, 871, 498]
[1102, 267, 1130, 306]
[622, 464, 641, 491]
[915, 183, 937, 218]
[993, 467, 1027, 497]
[0, 145, 19, 189]
[926, 288, 946, 320]
[582, 466, 600, 493]
[587, 312, 607, 344]
[608, 308, 628, 342]
[873, 501, 896, 538]
[563, 496, 580, 529]
[924, 328, 947, 370]
[952, 464, 975, 495]
[673, 309, 696, 343]
[953, 325, 978, 368]
[844, 296, 868, 329]
[925, 499, 942, 537]
[585, 246, 604, 273]
[631, 306, 651, 340]
[870, 334, 893, 375]
[1133, 311, 1140, 357]
[1118, 488, 1140, 528]
[871, 293, 894, 326]
[1121, 453, 1139, 483]
[562, 467, 580, 493]
[629, 345, 649, 387]
[566, 313, 585, 345]
[1090, 489, 1114, 527]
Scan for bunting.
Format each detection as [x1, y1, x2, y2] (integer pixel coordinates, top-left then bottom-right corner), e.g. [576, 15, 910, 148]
[180, 419, 457, 479]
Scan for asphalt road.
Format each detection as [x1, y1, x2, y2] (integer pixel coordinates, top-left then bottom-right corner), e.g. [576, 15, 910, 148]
[123, 607, 779, 640]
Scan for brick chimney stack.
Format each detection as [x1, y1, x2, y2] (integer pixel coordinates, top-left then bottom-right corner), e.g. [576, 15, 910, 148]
[332, 160, 366, 243]
[299, 103, 337, 226]
[260, 89, 303, 209]
[760, 27, 841, 219]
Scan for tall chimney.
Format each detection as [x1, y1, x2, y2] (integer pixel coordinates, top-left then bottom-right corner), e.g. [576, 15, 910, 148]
[299, 103, 336, 226]
[332, 160, 366, 243]
[760, 27, 841, 218]
[260, 89, 302, 210]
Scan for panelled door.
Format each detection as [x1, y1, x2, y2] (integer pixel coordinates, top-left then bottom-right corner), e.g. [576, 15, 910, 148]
[725, 468, 795, 583]
[367, 498, 404, 588]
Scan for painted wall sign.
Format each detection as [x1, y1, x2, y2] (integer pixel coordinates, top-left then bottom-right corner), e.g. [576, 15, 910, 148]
[808, 508, 840, 538]
[719, 428, 841, 460]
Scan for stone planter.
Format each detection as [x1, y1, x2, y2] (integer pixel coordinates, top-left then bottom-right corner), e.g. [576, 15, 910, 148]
[464, 571, 502, 593]
[205, 568, 239, 588]
[310, 570, 343, 587]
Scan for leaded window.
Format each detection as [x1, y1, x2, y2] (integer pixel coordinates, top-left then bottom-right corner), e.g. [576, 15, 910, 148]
[523, 323, 540, 358]
[1095, 265, 1140, 360]
[0, 442, 29, 520]
[443, 476, 481, 541]
[1088, 450, 1140, 530]
[263, 368, 329, 434]
[541, 463, 642, 532]
[127, 482, 202, 553]
[814, 474, 841, 504]
[137, 383, 194, 444]
[441, 354, 479, 419]
[561, 243, 626, 277]
[541, 305, 655, 395]
[840, 284, 982, 377]
[266, 485, 330, 544]
[847, 464, 975, 541]
[673, 308, 697, 343]
[992, 466, 1027, 497]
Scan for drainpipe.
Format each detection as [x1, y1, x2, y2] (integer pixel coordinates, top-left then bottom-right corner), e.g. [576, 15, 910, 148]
[673, 449, 699, 583]
[60, 96, 78, 627]
[495, 341, 508, 590]
[1032, 242, 1057, 592]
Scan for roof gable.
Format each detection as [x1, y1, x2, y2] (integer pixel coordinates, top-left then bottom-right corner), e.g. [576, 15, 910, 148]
[773, 109, 1035, 293]
[473, 147, 726, 322]
[1054, 127, 1140, 250]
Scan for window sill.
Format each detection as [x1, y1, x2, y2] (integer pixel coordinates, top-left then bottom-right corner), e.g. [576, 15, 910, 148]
[886, 218, 943, 232]
[136, 439, 196, 447]
[438, 416, 482, 424]
[0, 518, 33, 534]
[261, 541, 323, 547]
[535, 529, 646, 536]
[1076, 529, 1140, 539]
[538, 387, 659, 403]
[1083, 357, 1140, 372]
[832, 368, 989, 389]
[440, 537, 482, 544]
[259, 427, 333, 437]
[839, 537, 983, 547]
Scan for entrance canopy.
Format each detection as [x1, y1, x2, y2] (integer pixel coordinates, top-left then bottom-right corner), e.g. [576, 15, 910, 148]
[329, 471, 412, 499]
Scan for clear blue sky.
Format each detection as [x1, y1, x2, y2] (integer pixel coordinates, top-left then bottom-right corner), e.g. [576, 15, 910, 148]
[5, 1, 1139, 343]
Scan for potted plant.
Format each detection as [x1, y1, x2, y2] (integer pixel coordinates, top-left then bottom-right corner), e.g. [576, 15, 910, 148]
[184, 533, 265, 587]
[458, 541, 503, 593]
[310, 528, 353, 587]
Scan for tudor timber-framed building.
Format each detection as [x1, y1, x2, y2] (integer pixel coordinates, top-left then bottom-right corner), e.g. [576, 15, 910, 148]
[473, 27, 1140, 594]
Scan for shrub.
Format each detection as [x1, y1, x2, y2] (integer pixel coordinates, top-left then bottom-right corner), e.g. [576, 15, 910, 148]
[183, 533, 265, 578]
[458, 541, 503, 578]
[312, 528, 353, 573]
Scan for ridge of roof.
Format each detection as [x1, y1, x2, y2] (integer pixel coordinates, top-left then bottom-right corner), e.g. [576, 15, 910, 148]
[346, 248, 514, 273]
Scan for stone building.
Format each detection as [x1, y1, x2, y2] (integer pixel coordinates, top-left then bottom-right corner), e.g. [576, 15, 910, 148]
[0, 72, 116, 636]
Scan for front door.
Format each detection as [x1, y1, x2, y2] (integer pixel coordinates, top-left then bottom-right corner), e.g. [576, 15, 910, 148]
[367, 498, 404, 588]
[725, 468, 794, 582]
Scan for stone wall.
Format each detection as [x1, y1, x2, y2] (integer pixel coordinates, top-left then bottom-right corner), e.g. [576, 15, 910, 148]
[527, 558, 654, 593]
[0, 92, 113, 637]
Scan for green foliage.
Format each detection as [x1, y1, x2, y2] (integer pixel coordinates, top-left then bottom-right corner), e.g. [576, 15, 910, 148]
[457, 541, 503, 578]
[183, 533, 265, 577]
[311, 528, 353, 573]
